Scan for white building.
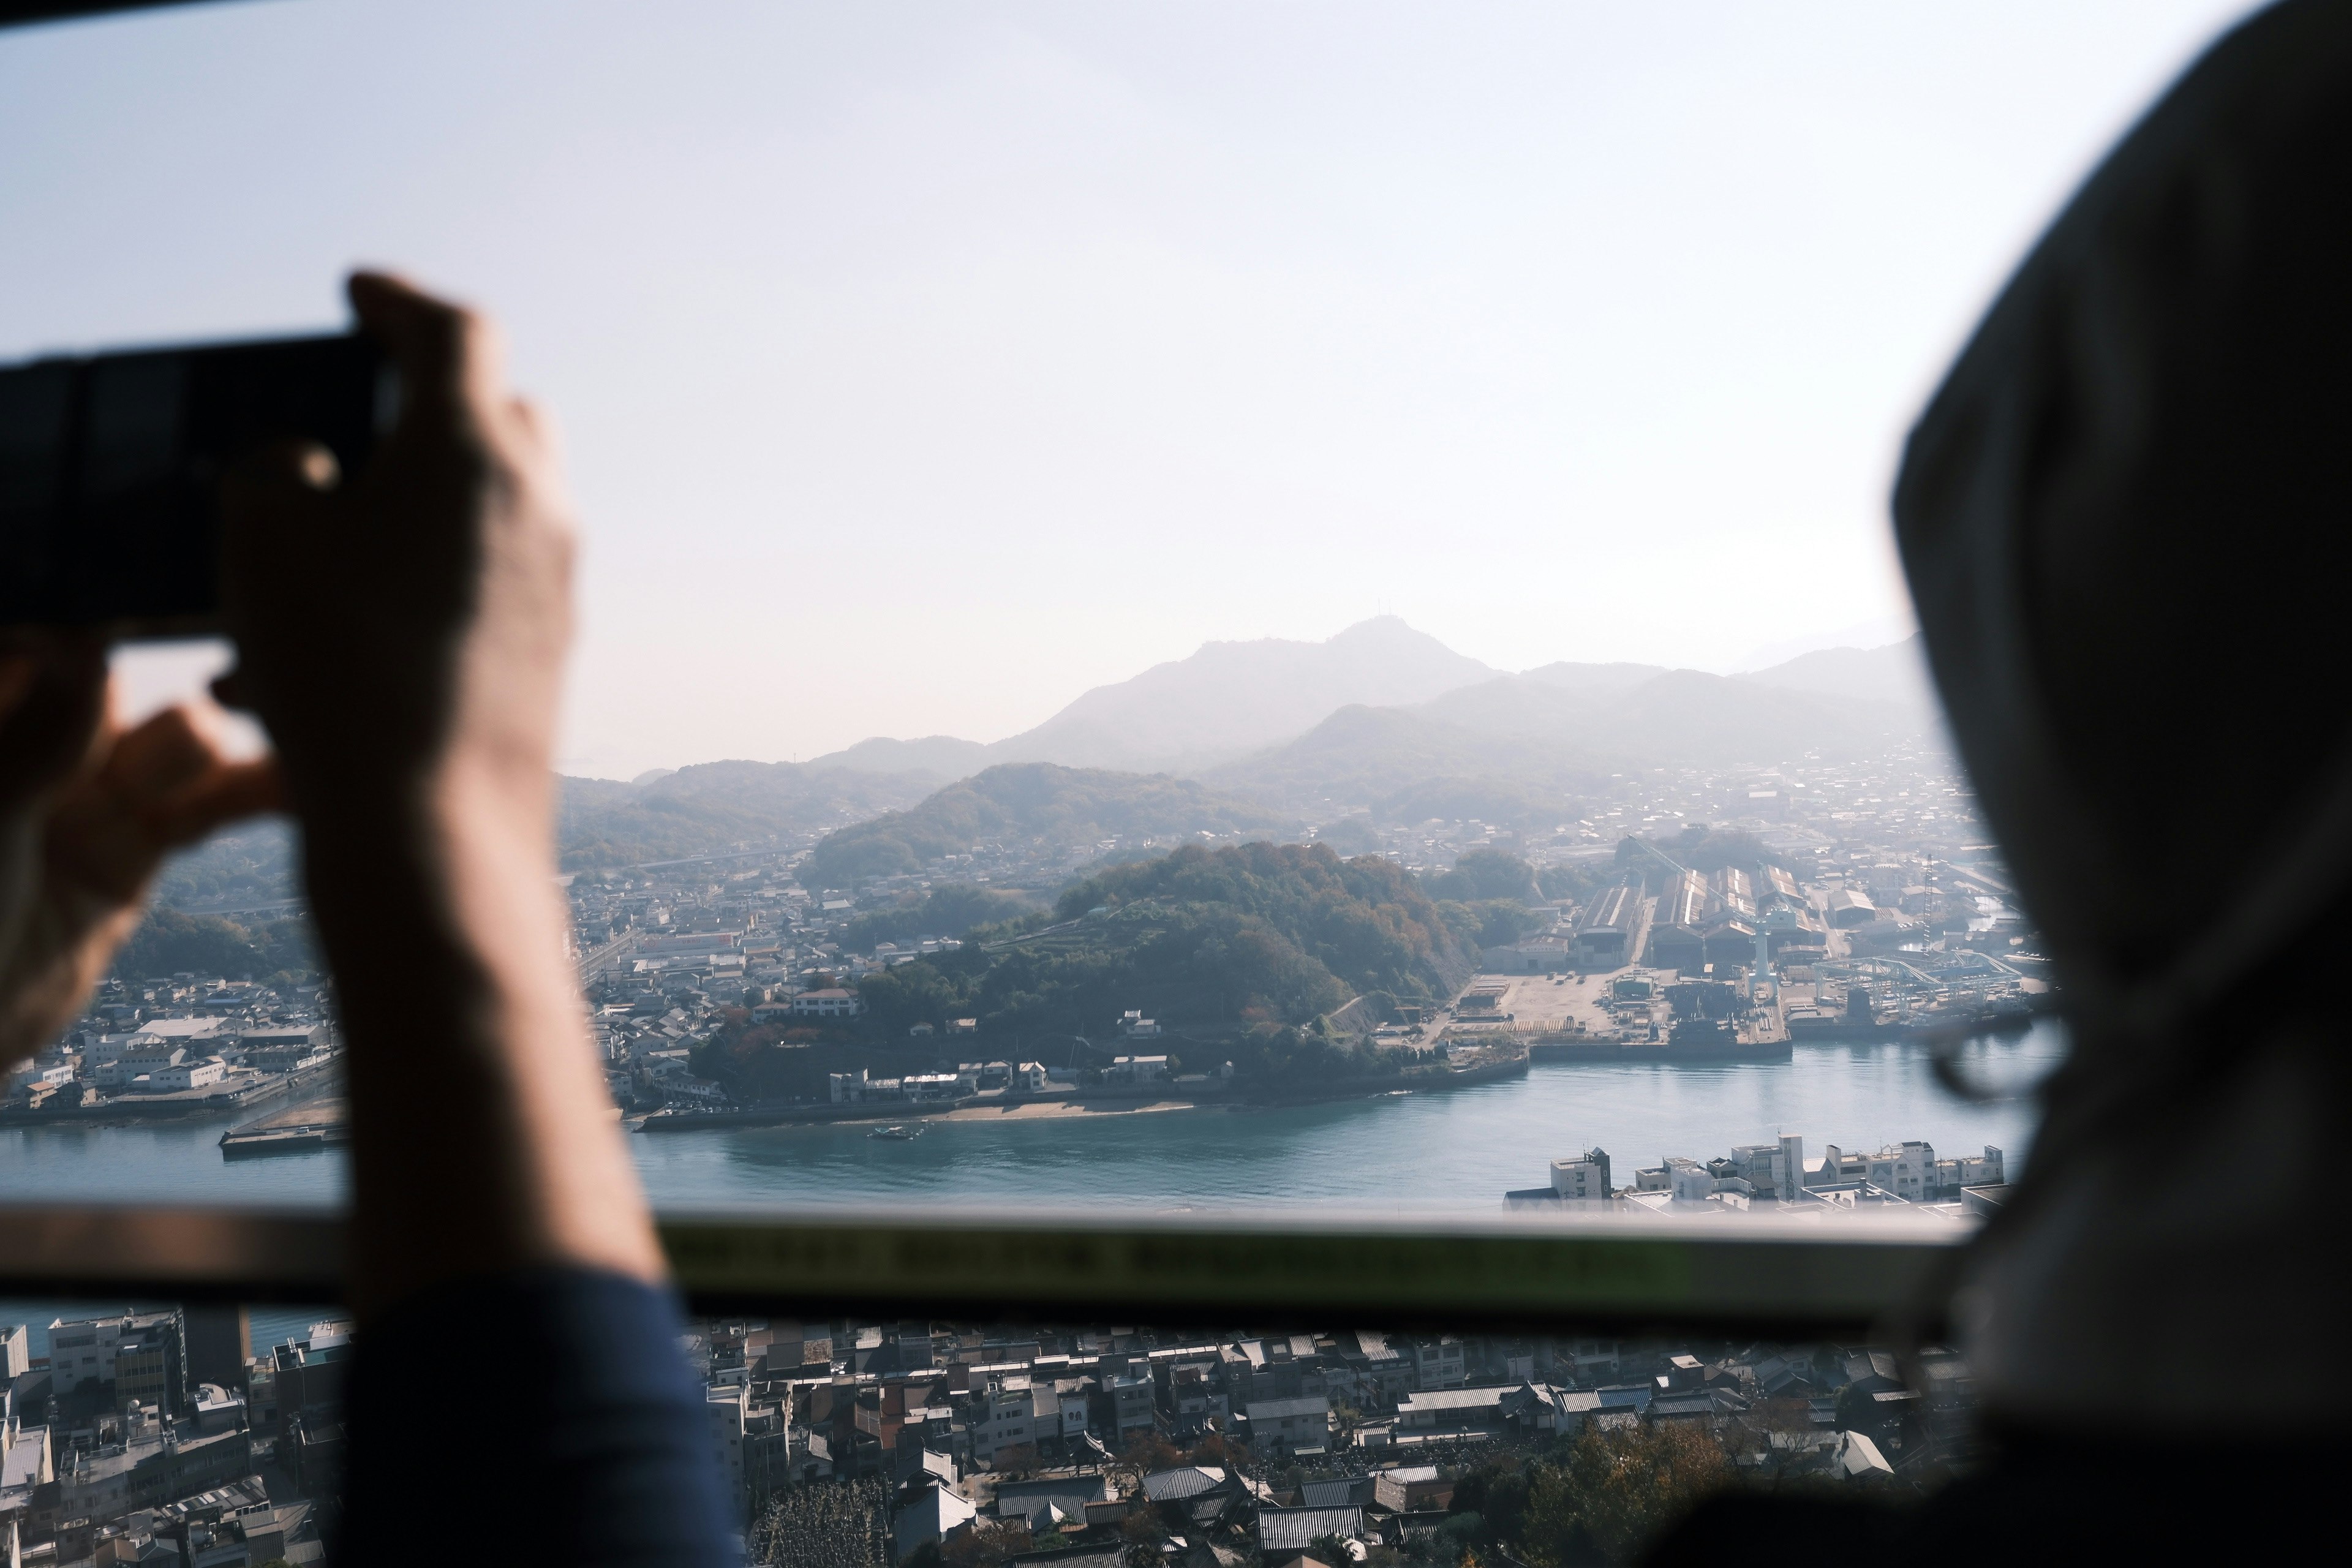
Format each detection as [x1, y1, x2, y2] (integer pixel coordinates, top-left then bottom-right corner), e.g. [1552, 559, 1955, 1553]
[791, 988, 864, 1019]
[43, 1311, 179, 1389]
[1106, 1055, 1168, 1085]
[1550, 1148, 1611, 1200]
[7, 1061, 75, 1098]
[149, 1057, 228, 1092]
[973, 1376, 1037, 1463]
[1245, 1396, 1332, 1452]
[708, 1384, 750, 1523]
[1863, 1141, 1937, 1202]
[892, 1480, 977, 1564]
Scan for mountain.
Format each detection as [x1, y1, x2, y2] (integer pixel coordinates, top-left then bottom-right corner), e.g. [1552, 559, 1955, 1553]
[557, 761, 940, 872]
[1738, 635, 1939, 721]
[803, 616, 1499, 780]
[1518, 660, 1672, 698]
[993, 616, 1499, 771]
[802, 736, 992, 777]
[1210, 667, 1905, 810]
[877, 843, 1472, 1044]
[1201, 704, 1592, 810]
[797, 763, 1290, 891]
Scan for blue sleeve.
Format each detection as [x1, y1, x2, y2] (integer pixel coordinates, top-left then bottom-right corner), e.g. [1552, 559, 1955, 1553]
[341, 1267, 741, 1566]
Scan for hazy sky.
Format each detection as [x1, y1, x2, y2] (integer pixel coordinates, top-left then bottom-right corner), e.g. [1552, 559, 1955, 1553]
[3, 0, 2256, 777]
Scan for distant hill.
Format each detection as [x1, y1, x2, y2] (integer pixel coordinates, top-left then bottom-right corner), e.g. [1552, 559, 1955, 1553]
[1518, 660, 1672, 697]
[699, 842, 1476, 1101]
[1202, 704, 1596, 809]
[797, 763, 1289, 890]
[802, 616, 1499, 780]
[1210, 667, 1903, 809]
[1737, 635, 1939, 722]
[557, 761, 939, 872]
[627, 634, 1934, 848]
[859, 841, 1473, 1050]
[802, 735, 992, 777]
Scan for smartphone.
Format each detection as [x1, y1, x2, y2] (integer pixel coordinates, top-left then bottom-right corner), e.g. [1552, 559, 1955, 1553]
[0, 332, 393, 635]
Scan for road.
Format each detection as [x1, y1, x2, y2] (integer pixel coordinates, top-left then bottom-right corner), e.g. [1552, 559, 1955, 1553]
[575, 930, 638, 982]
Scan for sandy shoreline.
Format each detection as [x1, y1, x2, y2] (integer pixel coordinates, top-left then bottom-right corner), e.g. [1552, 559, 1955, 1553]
[929, 1096, 1217, 1122]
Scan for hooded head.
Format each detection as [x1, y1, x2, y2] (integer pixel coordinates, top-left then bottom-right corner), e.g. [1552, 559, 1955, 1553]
[1894, 0, 2352, 1425]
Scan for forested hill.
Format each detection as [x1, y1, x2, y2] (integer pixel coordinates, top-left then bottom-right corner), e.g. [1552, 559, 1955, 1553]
[843, 842, 1472, 1048]
[796, 763, 1287, 891]
[556, 761, 938, 871]
[1052, 840, 1474, 1006]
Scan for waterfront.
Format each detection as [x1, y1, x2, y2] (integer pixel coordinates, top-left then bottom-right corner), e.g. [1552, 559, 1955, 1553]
[0, 1028, 2059, 1215]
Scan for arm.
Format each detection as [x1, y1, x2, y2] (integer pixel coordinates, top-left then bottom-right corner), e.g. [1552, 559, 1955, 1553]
[216, 271, 665, 1317]
[221, 275, 737, 1564]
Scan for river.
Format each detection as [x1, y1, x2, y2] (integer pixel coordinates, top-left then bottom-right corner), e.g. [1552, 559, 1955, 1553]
[1, 1027, 2060, 1217]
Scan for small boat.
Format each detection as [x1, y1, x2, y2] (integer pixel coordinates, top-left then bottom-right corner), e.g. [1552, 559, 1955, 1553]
[867, 1124, 921, 1141]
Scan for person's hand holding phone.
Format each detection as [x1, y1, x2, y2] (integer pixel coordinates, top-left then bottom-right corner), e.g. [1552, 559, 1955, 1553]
[217, 272, 665, 1313]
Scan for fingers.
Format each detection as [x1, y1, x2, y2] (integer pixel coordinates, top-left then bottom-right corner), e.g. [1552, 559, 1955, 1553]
[102, 704, 227, 803]
[43, 705, 281, 900]
[349, 270, 506, 431]
[0, 636, 109, 808]
[145, 756, 282, 848]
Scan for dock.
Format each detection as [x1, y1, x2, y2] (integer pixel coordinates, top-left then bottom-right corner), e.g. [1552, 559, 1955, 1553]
[219, 1095, 349, 1159]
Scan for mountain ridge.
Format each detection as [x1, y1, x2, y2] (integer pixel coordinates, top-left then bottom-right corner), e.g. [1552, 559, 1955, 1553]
[802, 622, 1929, 788]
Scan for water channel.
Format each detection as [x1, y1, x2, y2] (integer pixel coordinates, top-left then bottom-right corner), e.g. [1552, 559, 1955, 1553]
[2, 1027, 2061, 1216]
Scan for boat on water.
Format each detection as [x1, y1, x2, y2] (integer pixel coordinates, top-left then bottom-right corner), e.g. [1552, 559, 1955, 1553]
[867, 1123, 923, 1141]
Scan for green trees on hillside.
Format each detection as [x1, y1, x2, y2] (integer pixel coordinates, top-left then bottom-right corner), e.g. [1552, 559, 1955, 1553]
[1415, 1427, 1736, 1568]
[1423, 847, 1540, 903]
[838, 884, 1040, 951]
[557, 760, 933, 872]
[696, 843, 1471, 1099]
[112, 908, 320, 987]
[799, 764, 1284, 890]
[1436, 899, 1545, 951]
[1055, 841, 1467, 1002]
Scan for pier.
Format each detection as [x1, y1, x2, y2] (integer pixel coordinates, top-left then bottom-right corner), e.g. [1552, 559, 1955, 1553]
[219, 1095, 349, 1159]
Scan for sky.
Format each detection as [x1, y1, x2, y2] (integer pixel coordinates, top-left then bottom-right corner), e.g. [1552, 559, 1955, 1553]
[2, 0, 2259, 778]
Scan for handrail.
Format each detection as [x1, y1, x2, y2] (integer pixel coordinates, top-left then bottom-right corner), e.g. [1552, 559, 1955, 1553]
[0, 1204, 1960, 1333]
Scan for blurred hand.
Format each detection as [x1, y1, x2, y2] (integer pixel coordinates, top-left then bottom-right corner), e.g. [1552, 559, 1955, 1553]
[0, 641, 277, 1071]
[217, 271, 576, 848]
[218, 274, 666, 1304]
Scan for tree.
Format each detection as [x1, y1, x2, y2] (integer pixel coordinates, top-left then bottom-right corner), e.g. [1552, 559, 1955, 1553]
[1186, 1432, 1244, 1469]
[840, 883, 1044, 950]
[1433, 1513, 1484, 1566]
[940, 1521, 1033, 1568]
[993, 1443, 1042, 1479]
[1422, 848, 1539, 903]
[1117, 1430, 1182, 1478]
[859, 960, 971, 1034]
[1536, 861, 1615, 904]
[1330, 1401, 1366, 1450]
[1310, 1531, 1358, 1565]
[1518, 1424, 1731, 1567]
[1122, 1507, 1170, 1567]
[1449, 1456, 1530, 1546]
[1434, 899, 1543, 952]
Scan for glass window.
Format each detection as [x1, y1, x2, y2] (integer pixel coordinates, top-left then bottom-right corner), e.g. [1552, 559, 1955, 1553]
[8, 10, 2280, 1560]
[1, 2, 2249, 1222]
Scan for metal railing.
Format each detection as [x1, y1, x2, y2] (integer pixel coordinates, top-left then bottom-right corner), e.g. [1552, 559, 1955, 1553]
[0, 1204, 1957, 1332]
